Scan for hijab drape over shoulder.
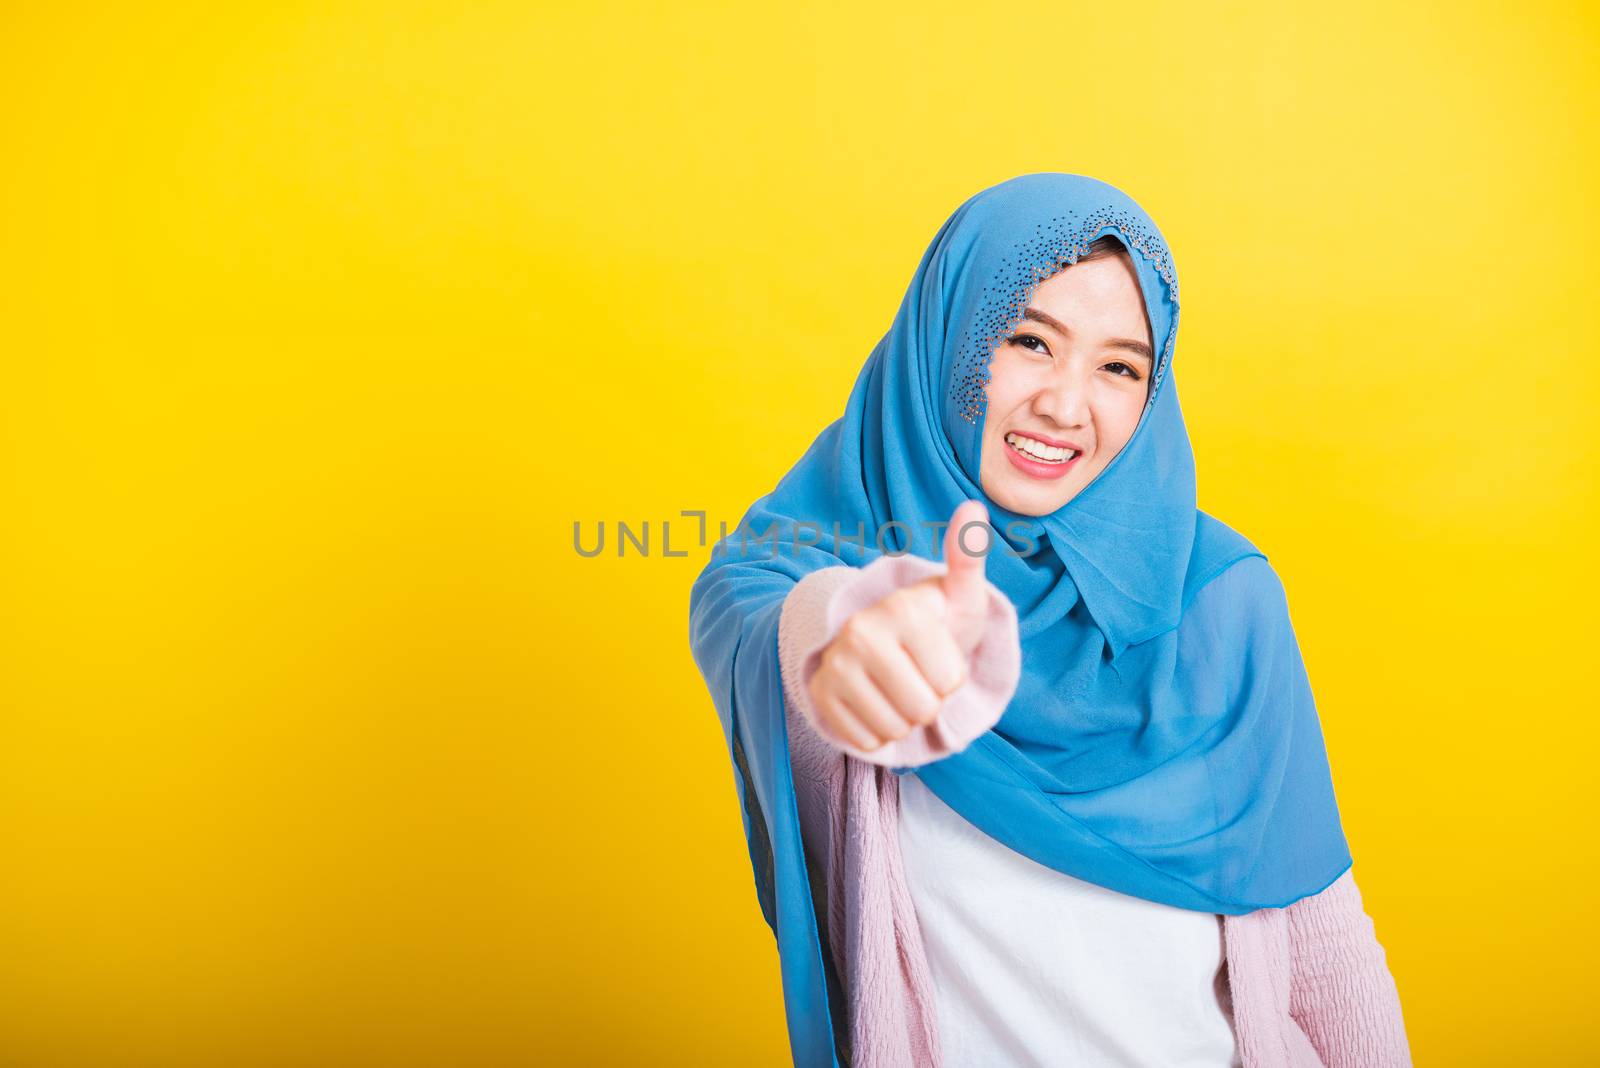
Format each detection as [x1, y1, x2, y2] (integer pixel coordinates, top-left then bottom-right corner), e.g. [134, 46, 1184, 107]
[688, 173, 1351, 1067]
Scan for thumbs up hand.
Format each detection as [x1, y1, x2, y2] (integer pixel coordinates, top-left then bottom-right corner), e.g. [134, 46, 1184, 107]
[805, 500, 997, 753]
[938, 499, 994, 658]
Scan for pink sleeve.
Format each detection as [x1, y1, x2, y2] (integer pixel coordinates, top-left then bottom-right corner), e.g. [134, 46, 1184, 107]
[776, 552, 1021, 768]
[1285, 870, 1413, 1067]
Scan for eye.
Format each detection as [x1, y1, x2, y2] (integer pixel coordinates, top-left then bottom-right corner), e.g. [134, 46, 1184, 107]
[1103, 361, 1142, 380]
[1007, 333, 1050, 357]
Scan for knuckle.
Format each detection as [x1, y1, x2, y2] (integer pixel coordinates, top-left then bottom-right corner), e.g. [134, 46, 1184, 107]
[905, 693, 940, 725]
[827, 635, 863, 667]
[880, 591, 915, 625]
[939, 661, 968, 694]
[934, 658, 966, 693]
[838, 617, 876, 654]
[820, 705, 859, 744]
[901, 585, 941, 620]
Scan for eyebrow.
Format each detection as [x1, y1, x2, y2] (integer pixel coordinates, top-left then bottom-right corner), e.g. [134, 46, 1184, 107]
[1021, 307, 1154, 363]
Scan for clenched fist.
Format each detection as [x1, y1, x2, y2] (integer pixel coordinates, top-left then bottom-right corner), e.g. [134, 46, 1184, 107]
[806, 500, 993, 752]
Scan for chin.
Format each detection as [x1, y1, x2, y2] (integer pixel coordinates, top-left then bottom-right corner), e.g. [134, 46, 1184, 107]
[992, 483, 1066, 517]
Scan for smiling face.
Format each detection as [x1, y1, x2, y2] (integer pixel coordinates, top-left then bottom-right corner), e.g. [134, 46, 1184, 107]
[978, 244, 1155, 517]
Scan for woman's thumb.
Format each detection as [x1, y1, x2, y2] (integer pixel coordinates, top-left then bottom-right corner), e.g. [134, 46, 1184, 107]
[941, 500, 991, 613]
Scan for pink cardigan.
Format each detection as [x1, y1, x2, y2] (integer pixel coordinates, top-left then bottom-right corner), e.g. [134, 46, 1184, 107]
[775, 554, 1412, 1068]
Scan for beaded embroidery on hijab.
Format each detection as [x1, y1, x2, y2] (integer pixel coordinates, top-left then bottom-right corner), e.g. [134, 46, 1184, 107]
[950, 205, 1178, 424]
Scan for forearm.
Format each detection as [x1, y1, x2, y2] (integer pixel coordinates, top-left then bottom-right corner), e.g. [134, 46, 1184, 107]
[1286, 870, 1412, 1067]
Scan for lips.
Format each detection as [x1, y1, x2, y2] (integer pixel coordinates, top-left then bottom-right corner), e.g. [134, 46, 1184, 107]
[1004, 431, 1081, 463]
[1002, 431, 1083, 480]
[1007, 429, 1079, 450]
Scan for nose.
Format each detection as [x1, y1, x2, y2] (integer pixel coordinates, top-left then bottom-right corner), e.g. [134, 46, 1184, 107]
[1031, 367, 1090, 428]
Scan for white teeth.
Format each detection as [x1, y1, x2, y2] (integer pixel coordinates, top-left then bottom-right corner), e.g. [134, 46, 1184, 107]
[1006, 432, 1078, 463]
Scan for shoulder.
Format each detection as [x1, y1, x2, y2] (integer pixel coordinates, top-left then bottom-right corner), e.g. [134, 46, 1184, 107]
[1181, 513, 1290, 628]
[1191, 555, 1288, 621]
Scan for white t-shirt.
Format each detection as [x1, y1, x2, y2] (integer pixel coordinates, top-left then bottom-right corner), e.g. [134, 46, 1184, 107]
[896, 771, 1242, 1068]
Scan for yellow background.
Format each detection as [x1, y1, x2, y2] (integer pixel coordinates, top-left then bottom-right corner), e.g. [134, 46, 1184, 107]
[2, 2, 1595, 1064]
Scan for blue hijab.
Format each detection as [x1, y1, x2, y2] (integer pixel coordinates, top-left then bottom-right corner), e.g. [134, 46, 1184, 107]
[688, 172, 1350, 1067]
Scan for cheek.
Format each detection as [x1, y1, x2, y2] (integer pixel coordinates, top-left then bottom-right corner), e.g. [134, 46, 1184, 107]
[980, 356, 1022, 461]
[979, 361, 1017, 473]
[1096, 390, 1147, 453]
[982, 352, 1029, 409]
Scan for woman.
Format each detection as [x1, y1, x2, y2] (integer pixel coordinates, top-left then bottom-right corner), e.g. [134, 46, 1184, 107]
[688, 173, 1409, 1067]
